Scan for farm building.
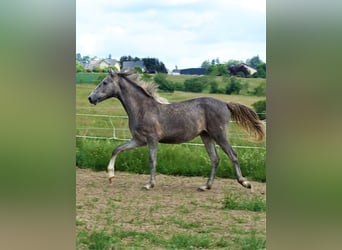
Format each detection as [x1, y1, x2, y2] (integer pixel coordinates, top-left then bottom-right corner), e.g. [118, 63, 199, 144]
[179, 68, 206, 75]
[84, 58, 121, 71]
[228, 63, 257, 77]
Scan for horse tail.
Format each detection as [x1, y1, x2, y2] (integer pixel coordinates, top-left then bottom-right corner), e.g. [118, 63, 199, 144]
[227, 102, 265, 141]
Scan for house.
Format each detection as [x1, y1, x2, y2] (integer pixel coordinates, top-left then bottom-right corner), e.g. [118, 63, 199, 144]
[84, 58, 121, 71]
[122, 60, 145, 72]
[179, 68, 206, 75]
[228, 63, 257, 77]
[99, 59, 121, 71]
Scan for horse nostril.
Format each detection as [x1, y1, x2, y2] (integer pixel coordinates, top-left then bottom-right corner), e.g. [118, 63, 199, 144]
[88, 96, 92, 102]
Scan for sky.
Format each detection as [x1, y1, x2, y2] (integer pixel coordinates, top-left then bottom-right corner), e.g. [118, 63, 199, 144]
[76, 0, 266, 70]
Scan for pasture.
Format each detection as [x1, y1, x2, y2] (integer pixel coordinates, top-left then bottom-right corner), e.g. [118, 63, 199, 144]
[76, 84, 266, 180]
[76, 78, 266, 249]
[76, 168, 266, 249]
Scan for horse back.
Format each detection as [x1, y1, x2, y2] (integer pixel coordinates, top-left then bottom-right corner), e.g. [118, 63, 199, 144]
[157, 97, 229, 143]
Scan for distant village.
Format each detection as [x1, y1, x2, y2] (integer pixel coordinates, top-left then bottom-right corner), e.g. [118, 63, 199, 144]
[76, 54, 263, 78]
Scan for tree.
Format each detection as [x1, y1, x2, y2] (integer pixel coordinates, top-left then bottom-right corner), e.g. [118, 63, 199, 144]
[252, 63, 266, 78]
[246, 55, 263, 69]
[201, 60, 211, 69]
[119, 56, 167, 73]
[226, 59, 243, 67]
[119, 55, 139, 67]
[76, 53, 82, 62]
[206, 64, 229, 76]
[142, 58, 167, 73]
[82, 55, 90, 64]
[76, 61, 84, 72]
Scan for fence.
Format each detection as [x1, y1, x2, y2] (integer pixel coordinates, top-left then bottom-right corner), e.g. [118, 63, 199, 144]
[76, 113, 266, 150]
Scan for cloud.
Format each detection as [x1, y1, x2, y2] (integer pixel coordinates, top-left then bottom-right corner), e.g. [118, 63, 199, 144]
[76, 0, 265, 69]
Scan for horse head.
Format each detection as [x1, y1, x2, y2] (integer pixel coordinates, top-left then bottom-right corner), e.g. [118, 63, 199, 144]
[88, 68, 121, 105]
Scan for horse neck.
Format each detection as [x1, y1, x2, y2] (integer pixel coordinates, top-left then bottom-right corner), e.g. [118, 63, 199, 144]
[118, 77, 157, 119]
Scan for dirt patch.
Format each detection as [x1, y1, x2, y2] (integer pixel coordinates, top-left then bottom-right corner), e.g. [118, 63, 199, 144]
[76, 168, 266, 248]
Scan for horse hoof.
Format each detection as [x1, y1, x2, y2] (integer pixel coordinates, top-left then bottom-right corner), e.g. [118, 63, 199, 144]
[142, 183, 154, 190]
[242, 181, 251, 189]
[108, 176, 114, 184]
[197, 185, 210, 192]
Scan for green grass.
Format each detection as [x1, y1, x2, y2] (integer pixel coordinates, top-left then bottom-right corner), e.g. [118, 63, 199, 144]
[76, 73, 107, 84]
[76, 81, 266, 181]
[76, 138, 266, 181]
[76, 226, 266, 249]
[223, 192, 266, 212]
[233, 230, 266, 250]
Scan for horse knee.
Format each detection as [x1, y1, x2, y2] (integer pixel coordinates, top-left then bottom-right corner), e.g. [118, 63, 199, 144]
[213, 157, 220, 167]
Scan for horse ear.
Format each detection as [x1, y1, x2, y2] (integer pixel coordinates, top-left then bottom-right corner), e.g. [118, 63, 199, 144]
[109, 67, 117, 76]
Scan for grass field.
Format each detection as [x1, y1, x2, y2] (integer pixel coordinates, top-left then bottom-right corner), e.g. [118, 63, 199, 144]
[76, 168, 266, 249]
[76, 72, 266, 95]
[76, 76, 266, 249]
[165, 74, 266, 94]
[76, 83, 266, 180]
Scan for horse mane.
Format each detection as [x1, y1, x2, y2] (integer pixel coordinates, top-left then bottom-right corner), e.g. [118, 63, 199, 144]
[119, 72, 170, 104]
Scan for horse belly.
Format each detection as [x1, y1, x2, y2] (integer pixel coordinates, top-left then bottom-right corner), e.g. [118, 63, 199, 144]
[159, 120, 204, 144]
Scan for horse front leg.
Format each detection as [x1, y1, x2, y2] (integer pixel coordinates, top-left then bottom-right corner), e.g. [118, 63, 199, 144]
[107, 139, 145, 183]
[198, 133, 220, 191]
[143, 140, 158, 190]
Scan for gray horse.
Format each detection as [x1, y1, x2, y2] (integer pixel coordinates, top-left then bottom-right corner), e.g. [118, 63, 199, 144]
[88, 69, 265, 191]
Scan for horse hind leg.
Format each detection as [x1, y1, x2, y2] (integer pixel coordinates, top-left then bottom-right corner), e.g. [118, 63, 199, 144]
[198, 133, 220, 191]
[216, 138, 251, 189]
[142, 139, 158, 190]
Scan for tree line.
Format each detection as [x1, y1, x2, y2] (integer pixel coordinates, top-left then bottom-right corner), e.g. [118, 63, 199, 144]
[201, 55, 266, 78]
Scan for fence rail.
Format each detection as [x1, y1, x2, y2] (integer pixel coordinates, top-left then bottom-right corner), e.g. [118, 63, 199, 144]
[76, 113, 266, 150]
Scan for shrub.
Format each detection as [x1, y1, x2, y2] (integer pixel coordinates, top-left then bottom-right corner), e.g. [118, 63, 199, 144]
[252, 100, 266, 120]
[153, 73, 175, 92]
[140, 72, 153, 82]
[92, 66, 101, 72]
[173, 81, 184, 91]
[76, 61, 84, 72]
[253, 83, 266, 96]
[209, 79, 224, 93]
[184, 77, 209, 92]
[225, 77, 242, 94]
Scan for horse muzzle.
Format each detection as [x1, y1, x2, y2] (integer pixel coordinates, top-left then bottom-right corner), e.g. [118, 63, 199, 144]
[88, 95, 97, 105]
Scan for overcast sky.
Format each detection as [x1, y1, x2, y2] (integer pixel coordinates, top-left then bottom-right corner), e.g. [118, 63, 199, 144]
[76, 0, 265, 70]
